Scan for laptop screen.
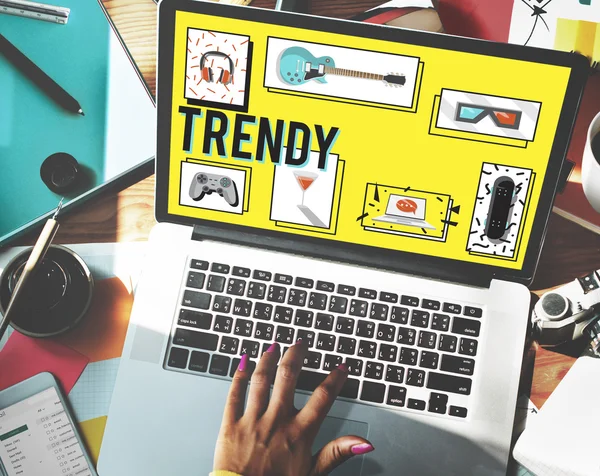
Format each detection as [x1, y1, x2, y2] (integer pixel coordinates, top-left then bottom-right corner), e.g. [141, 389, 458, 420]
[156, 1, 587, 281]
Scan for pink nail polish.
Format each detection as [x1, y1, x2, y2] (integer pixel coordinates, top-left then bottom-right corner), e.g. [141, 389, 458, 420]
[296, 338, 303, 345]
[337, 363, 348, 373]
[267, 342, 279, 353]
[351, 443, 374, 455]
[238, 353, 249, 372]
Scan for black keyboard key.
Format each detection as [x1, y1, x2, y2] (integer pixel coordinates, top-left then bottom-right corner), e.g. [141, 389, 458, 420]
[315, 313, 334, 331]
[219, 336, 240, 355]
[431, 313, 450, 331]
[390, 306, 409, 325]
[401, 295, 419, 307]
[188, 350, 209, 372]
[387, 385, 407, 407]
[428, 392, 448, 414]
[260, 342, 271, 357]
[229, 358, 256, 377]
[316, 333, 336, 351]
[464, 306, 482, 318]
[323, 354, 343, 371]
[329, 296, 348, 314]
[274, 306, 293, 324]
[360, 381, 385, 403]
[438, 334, 457, 353]
[449, 406, 468, 418]
[365, 361, 384, 380]
[336, 316, 355, 335]
[452, 317, 481, 337]
[232, 266, 251, 278]
[338, 284, 356, 296]
[190, 259, 209, 271]
[406, 368, 425, 387]
[370, 303, 389, 321]
[248, 282, 267, 300]
[339, 379, 360, 399]
[288, 289, 308, 307]
[173, 329, 218, 351]
[379, 292, 398, 303]
[359, 288, 377, 299]
[308, 292, 328, 311]
[399, 347, 418, 366]
[303, 351, 322, 369]
[356, 320, 375, 338]
[419, 351, 439, 369]
[253, 270, 272, 281]
[378, 344, 397, 362]
[345, 358, 363, 377]
[316, 280, 335, 292]
[167, 347, 189, 369]
[207, 275, 226, 293]
[411, 310, 430, 328]
[440, 355, 475, 376]
[427, 372, 472, 395]
[443, 303, 462, 314]
[255, 322, 275, 341]
[295, 309, 314, 327]
[297, 329, 316, 348]
[209, 354, 230, 376]
[376, 323, 396, 342]
[211, 263, 230, 274]
[396, 327, 416, 345]
[407, 398, 426, 411]
[214, 315, 233, 333]
[295, 277, 314, 288]
[234, 318, 253, 337]
[182, 290, 211, 310]
[178, 310, 212, 330]
[418, 331, 437, 349]
[276, 326, 295, 344]
[267, 285, 287, 304]
[274, 273, 293, 285]
[358, 340, 377, 359]
[459, 337, 478, 356]
[336, 336, 356, 355]
[187, 271, 205, 289]
[253, 302, 273, 320]
[296, 371, 359, 399]
[422, 299, 440, 311]
[385, 365, 405, 384]
[240, 339, 260, 358]
[233, 299, 253, 317]
[227, 278, 246, 296]
[213, 295, 232, 314]
[349, 299, 368, 317]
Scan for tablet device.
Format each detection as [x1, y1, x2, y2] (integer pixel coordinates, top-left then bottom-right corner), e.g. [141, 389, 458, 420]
[0, 373, 97, 476]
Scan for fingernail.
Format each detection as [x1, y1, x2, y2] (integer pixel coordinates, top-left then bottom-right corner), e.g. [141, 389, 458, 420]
[267, 342, 279, 353]
[351, 443, 374, 455]
[337, 363, 348, 373]
[296, 338, 303, 345]
[238, 353, 249, 372]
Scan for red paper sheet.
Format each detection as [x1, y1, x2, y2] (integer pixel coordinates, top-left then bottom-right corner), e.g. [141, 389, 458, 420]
[0, 331, 89, 393]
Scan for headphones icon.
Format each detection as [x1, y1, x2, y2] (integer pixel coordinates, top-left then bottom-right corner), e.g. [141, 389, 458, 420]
[200, 51, 235, 85]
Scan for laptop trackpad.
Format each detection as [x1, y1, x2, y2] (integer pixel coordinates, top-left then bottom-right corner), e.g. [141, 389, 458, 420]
[311, 416, 369, 476]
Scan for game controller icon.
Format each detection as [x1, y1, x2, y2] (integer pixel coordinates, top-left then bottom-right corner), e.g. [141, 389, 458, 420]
[189, 172, 239, 207]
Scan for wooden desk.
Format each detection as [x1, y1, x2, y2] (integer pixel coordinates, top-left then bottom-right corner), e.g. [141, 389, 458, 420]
[15, 0, 600, 410]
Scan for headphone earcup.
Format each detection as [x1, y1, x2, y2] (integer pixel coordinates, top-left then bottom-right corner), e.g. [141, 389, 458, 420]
[202, 67, 213, 83]
[220, 70, 231, 85]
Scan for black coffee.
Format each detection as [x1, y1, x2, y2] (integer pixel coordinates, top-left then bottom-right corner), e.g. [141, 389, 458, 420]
[592, 132, 600, 165]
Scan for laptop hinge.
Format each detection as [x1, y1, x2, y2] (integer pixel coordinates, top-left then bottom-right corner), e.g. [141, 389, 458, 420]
[191, 225, 493, 289]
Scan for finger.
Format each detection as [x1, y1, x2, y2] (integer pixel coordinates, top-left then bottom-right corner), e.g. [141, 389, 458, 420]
[296, 362, 348, 433]
[267, 339, 307, 414]
[222, 353, 251, 424]
[310, 436, 374, 476]
[245, 342, 281, 418]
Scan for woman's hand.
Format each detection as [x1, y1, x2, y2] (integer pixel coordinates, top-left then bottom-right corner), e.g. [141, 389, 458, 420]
[213, 340, 374, 476]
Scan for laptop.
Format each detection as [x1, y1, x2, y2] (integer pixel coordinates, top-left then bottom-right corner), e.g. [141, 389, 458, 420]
[372, 194, 436, 229]
[98, 1, 588, 475]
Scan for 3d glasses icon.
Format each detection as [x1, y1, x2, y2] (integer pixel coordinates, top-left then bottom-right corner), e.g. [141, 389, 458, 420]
[455, 103, 522, 130]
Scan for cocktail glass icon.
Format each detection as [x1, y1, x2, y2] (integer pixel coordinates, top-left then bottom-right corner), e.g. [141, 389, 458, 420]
[293, 171, 319, 206]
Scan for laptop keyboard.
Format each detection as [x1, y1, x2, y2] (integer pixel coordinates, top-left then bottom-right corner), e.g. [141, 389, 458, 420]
[164, 258, 483, 420]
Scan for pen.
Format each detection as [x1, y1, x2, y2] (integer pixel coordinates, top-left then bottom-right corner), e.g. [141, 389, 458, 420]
[0, 34, 84, 115]
[0, 199, 63, 341]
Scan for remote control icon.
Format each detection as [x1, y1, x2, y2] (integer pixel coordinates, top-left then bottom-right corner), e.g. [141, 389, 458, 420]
[189, 172, 239, 207]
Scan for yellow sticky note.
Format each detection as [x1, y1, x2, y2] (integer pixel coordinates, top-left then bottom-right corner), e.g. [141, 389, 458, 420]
[78, 416, 107, 467]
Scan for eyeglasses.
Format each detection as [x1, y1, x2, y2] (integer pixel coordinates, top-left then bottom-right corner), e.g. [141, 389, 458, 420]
[455, 103, 522, 130]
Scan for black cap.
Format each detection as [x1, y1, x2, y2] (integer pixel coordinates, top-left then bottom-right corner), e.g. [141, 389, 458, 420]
[40, 152, 80, 194]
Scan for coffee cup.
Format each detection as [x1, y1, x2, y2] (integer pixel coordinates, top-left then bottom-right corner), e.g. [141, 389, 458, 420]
[582, 111, 600, 213]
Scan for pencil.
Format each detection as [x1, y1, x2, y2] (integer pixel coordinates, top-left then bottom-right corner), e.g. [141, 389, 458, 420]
[0, 34, 84, 115]
[0, 199, 63, 341]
